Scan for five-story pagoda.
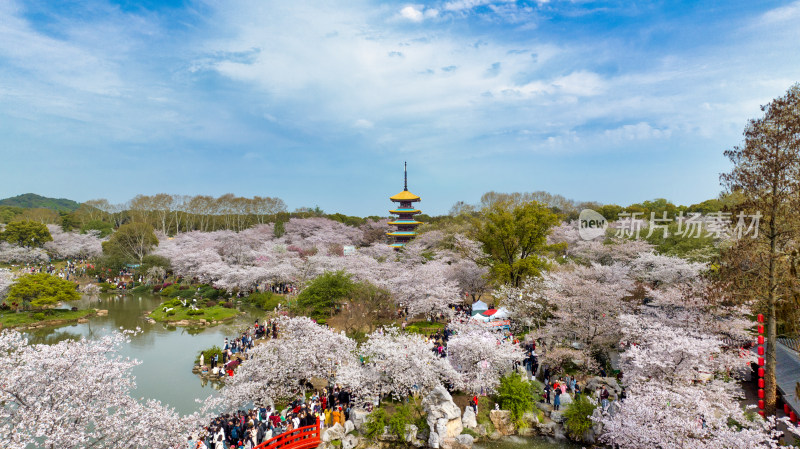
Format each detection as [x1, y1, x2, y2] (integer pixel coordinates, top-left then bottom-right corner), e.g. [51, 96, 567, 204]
[388, 162, 422, 249]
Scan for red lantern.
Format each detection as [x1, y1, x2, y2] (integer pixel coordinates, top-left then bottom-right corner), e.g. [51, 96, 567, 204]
[759, 400, 765, 410]
[758, 346, 764, 356]
[758, 336, 764, 345]
[785, 404, 791, 414]
[758, 357, 765, 366]
[791, 411, 797, 423]
[758, 368, 765, 377]
[758, 325, 764, 334]
[758, 389, 765, 399]
[759, 378, 765, 388]
[757, 314, 764, 323]
[759, 410, 766, 417]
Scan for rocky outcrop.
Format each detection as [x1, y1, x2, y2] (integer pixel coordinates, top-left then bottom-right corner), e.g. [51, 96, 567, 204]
[585, 376, 622, 399]
[489, 410, 515, 436]
[350, 409, 369, 432]
[440, 434, 474, 449]
[322, 423, 345, 442]
[461, 406, 477, 429]
[342, 434, 359, 449]
[344, 419, 355, 434]
[423, 385, 463, 447]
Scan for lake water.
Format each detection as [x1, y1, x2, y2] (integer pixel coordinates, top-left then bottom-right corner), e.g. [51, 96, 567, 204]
[27, 293, 260, 415]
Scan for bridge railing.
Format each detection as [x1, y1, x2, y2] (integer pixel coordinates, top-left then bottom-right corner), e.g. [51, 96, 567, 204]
[254, 418, 321, 449]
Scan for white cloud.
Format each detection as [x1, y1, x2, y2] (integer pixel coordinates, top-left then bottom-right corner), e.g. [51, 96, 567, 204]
[354, 119, 374, 129]
[400, 6, 424, 22]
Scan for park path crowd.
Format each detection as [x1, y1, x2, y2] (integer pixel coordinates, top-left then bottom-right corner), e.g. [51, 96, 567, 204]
[190, 386, 357, 449]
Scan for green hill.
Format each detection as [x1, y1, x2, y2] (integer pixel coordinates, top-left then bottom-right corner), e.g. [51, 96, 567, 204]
[0, 193, 81, 212]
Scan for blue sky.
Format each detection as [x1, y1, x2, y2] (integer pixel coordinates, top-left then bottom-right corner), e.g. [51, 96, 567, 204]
[1, 0, 799, 216]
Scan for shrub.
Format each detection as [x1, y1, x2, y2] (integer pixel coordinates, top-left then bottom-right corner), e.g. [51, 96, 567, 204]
[197, 345, 223, 365]
[296, 271, 355, 320]
[205, 300, 218, 308]
[563, 395, 597, 440]
[98, 282, 116, 293]
[364, 407, 389, 438]
[496, 372, 535, 424]
[199, 286, 221, 299]
[166, 310, 176, 316]
[131, 285, 150, 294]
[187, 308, 205, 316]
[222, 301, 234, 309]
[33, 312, 45, 321]
[247, 291, 281, 310]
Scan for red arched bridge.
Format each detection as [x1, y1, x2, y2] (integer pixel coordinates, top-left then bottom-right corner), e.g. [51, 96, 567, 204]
[254, 418, 321, 449]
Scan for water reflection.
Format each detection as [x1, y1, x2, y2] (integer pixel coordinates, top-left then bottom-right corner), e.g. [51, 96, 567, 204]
[26, 292, 260, 415]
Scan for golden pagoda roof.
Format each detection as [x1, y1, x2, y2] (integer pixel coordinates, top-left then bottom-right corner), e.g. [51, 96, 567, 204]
[390, 190, 421, 202]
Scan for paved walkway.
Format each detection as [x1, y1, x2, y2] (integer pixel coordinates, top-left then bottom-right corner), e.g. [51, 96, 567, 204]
[774, 341, 800, 415]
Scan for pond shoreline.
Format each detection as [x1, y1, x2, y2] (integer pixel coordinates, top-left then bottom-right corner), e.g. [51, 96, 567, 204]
[0, 308, 105, 331]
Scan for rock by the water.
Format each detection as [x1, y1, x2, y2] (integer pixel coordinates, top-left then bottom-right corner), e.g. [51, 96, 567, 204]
[489, 410, 515, 436]
[445, 416, 463, 438]
[350, 409, 369, 432]
[441, 436, 472, 449]
[522, 411, 539, 426]
[549, 411, 565, 424]
[559, 393, 573, 407]
[424, 385, 463, 444]
[455, 434, 474, 449]
[342, 433, 359, 449]
[488, 431, 503, 441]
[344, 420, 355, 434]
[537, 421, 557, 436]
[322, 423, 345, 442]
[461, 407, 477, 429]
[423, 386, 461, 425]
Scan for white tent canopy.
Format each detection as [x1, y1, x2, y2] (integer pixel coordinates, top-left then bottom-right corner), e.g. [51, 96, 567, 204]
[492, 307, 511, 320]
[470, 313, 490, 322]
[472, 300, 489, 311]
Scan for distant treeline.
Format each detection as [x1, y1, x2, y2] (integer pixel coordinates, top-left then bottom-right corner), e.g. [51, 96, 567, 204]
[0, 194, 384, 235]
[0, 190, 734, 236]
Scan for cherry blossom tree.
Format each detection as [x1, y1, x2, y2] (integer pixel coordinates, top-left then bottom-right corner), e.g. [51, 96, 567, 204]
[447, 259, 489, 303]
[569, 237, 653, 265]
[0, 330, 195, 449]
[387, 260, 463, 318]
[445, 320, 523, 393]
[0, 242, 48, 264]
[598, 314, 788, 449]
[628, 251, 707, 288]
[347, 327, 461, 400]
[44, 225, 104, 259]
[539, 262, 635, 353]
[219, 316, 357, 408]
[0, 269, 13, 299]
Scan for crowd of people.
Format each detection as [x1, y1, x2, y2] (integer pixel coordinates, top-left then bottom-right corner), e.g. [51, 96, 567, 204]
[192, 386, 356, 449]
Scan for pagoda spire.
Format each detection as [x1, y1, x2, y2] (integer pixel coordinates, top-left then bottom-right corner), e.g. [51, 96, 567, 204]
[404, 161, 408, 191]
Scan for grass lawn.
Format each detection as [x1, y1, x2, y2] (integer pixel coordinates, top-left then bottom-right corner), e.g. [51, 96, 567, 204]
[149, 301, 240, 323]
[0, 308, 95, 328]
[403, 321, 447, 335]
